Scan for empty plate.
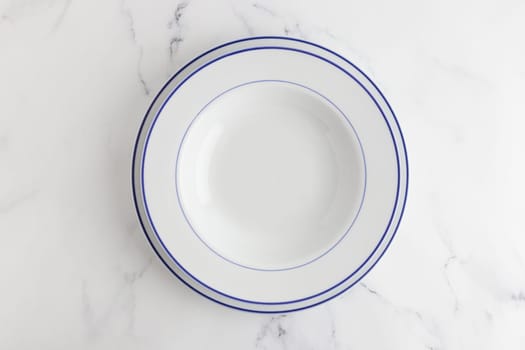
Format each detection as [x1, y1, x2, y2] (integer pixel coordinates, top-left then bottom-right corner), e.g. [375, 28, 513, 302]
[132, 36, 408, 312]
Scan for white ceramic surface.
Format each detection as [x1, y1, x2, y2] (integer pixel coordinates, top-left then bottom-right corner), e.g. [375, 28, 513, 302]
[177, 81, 365, 270]
[133, 37, 408, 311]
[1, 0, 523, 348]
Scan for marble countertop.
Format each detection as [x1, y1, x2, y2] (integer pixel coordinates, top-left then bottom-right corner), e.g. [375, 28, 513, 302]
[1, 0, 523, 348]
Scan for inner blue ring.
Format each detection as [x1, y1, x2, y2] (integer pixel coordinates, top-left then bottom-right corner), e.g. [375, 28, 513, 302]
[174, 79, 368, 272]
[139, 45, 403, 306]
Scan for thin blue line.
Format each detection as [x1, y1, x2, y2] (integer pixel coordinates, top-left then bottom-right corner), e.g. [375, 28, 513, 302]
[131, 36, 409, 312]
[141, 45, 402, 305]
[174, 79, 367, 272]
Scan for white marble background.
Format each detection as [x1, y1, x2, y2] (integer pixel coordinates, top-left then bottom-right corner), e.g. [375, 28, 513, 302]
[1, 0, 524, 348]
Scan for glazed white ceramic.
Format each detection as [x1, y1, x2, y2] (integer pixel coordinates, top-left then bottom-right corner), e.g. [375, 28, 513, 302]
[133, 37, 408, 312]
[177, 81, 365, 270]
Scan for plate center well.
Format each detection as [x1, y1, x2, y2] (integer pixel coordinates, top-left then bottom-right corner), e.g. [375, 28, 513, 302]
[176, 81, 365, 270]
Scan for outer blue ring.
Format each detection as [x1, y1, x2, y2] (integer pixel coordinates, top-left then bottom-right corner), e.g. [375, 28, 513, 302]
[132, 36, 409, 313]
[174, 79, 368, 272]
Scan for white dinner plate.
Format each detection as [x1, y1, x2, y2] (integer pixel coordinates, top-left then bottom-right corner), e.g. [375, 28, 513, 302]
[132, 37, 408, 313]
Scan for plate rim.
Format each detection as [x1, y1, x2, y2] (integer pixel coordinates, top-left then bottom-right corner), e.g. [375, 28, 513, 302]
[132, 36, 409, 312]
[142, 46, 400, 302]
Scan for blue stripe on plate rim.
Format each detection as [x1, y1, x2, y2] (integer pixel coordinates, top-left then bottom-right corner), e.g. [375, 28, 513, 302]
[142, 46, 400, 303]
[131, 36, 409, 312]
